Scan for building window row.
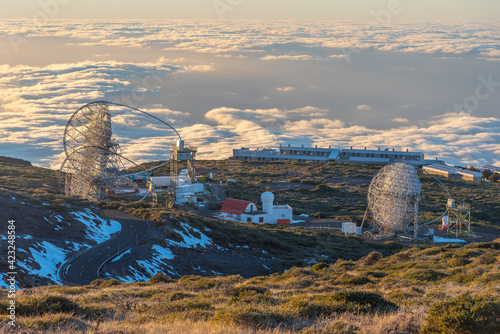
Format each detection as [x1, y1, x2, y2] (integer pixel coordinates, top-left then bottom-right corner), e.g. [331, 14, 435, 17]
[347, 152, 421, 160]
[279, 150, 328, 156]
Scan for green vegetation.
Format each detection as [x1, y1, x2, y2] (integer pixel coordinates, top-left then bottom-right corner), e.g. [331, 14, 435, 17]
[0, 240, 498, 333]
[186, 160, 498, 228]
[2, 157, 500, 333]
[423, 294, 500, 334]
[120, 160, 500, 246]
[0, 156, 78, 210]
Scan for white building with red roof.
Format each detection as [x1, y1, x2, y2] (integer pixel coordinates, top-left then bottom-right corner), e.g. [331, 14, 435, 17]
[216, 192, 292, 225]
[217, 198, 258, 221]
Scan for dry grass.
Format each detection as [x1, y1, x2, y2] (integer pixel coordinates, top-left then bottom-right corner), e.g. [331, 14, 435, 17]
[1, 240, 498, 333]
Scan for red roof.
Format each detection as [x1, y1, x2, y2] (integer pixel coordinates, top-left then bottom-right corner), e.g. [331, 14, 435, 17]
[220, 198, 256, 214]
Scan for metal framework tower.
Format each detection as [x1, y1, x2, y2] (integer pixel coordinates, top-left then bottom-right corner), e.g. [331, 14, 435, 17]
[170, 140, 197, 187]
[149, 181, 175, 209]
[164, 140, 197, 208]
[446, 200, 471, 237]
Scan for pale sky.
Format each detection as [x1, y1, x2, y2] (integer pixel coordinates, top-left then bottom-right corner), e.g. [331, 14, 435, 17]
[0, 0, 499, 21]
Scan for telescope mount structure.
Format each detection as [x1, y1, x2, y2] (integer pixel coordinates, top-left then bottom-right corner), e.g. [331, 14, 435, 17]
[59, 101, 183, 204]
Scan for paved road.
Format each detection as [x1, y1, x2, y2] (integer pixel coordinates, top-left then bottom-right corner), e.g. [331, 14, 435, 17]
[59, 210, 150, 285]
[209, 182, 227, 201]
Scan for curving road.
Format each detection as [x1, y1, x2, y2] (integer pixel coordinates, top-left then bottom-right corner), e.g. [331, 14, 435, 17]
[59, 210, 150, 286]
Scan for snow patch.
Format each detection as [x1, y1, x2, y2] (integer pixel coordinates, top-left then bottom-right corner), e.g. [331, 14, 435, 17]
[64, 241, 87, 252]
[152, 244, 174, 260]
[71, 209, 121, 243]
[167, 222, 214, 248]
[112, 245, 175, 283]
[17, 241, 67, 285]
[111, 249, 132, 263]
[0, 273, 21, 290]
[434, 236, 466, 243]
[193, 266, 207, 273]
[45, 214, 66, 230]
[119, 266, 149, 283]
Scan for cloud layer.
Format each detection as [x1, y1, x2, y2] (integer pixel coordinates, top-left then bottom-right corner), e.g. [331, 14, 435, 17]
[1, 20, 499, 59]
[0, 20, 498, 168]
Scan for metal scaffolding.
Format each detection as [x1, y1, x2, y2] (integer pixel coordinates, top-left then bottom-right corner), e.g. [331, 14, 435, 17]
[59, 101, 183, 203]
[446, 201, 471, 237]
[60, 102, 129, 202]
[164, 140, 197, 208]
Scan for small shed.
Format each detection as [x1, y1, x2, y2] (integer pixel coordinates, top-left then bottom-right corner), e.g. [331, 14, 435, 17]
[342, 222, 357, 235]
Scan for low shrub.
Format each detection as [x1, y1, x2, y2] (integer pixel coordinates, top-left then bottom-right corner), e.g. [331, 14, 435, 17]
[382, 241, 404, 250]
[12, 296, 80, 316]
[473, 253, 497, 265]
[165, 299, 213, 313]
[166, 292, 194, 302]
[99, 279, 121, 288]
[404, 269, 448, 282]
[148, 272, 172, 284]
[48, 286, 89, 295]
[228, 285, 269, 299]
[423, 294, 500, 334]
[363, 251, 383, 265]
[449, 256, 471, 267]
[311, 262, 329, 272]
[178, 275, 216, 291]
[366, 271, 388, 278]
[300, 321, 360, 334]
[212, 305, 289, 328]
[287, 291, 397, 319]
[19, 313, 88, 331]
[341, 275, 373, 286]
[90, 278, 105, 286]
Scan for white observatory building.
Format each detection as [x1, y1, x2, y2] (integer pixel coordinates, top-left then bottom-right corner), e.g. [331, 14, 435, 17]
[219, 191, 293, 224]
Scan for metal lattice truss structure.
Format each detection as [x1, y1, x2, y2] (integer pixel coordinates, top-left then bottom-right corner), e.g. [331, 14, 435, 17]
[60, 102, 135, 202]
[447, 203, 471, 237]
[367, 162, 422, 239]
[59, 101, 182, 203]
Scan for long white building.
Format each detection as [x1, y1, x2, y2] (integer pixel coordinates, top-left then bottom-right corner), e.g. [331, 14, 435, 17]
[233, 145, 443, 166]
[423, 164, 483, 182]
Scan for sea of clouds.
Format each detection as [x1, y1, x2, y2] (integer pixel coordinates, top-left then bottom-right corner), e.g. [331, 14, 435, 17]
[0, 20, 499, 168]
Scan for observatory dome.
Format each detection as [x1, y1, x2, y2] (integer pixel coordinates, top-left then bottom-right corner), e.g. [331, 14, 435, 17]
[261, 191, 275, 201]
[367, 162, 421, 231]
[261, 191, 275, 215]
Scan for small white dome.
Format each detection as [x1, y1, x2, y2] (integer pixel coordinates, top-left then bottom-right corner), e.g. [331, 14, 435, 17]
[261, 191, 274, 201]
